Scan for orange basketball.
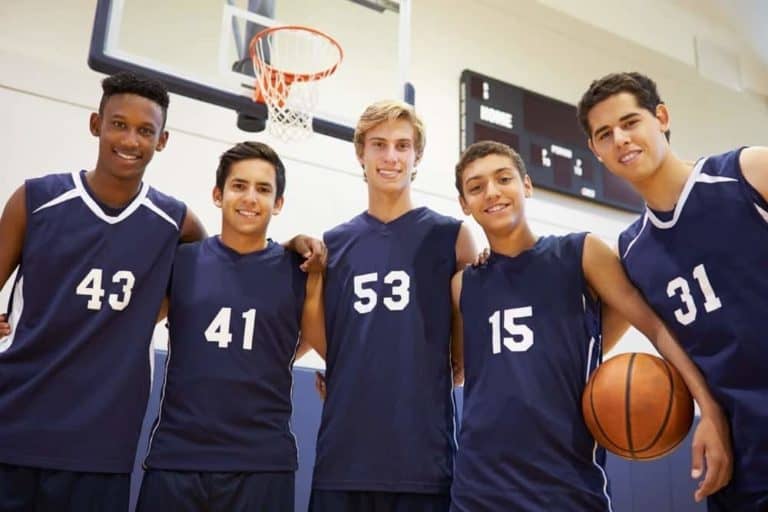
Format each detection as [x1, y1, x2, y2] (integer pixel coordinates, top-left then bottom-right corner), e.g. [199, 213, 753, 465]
[582, 352, 694, 460]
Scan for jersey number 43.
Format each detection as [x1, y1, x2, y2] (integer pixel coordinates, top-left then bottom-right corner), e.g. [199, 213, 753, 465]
[76, 268, 135, 311]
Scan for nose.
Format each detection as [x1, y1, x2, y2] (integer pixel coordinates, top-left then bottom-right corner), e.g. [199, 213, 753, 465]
[613, 126, 630, 146]
[485, 180, 501, 199]
[383, 144, 398, 163]
[121, 129, 140, 149]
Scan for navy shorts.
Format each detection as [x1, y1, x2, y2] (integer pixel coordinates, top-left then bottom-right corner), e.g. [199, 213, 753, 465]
[136, 469, 294, 512]
[0, 463, 129, 512]
[308, 489, 450, 512]
[707, 486, 768, 512]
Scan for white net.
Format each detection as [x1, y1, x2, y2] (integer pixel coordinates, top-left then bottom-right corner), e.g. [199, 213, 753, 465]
[250, 26, 342, 141]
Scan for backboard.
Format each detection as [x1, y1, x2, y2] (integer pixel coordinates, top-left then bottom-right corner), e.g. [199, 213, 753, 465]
[88, 0, 412, 141]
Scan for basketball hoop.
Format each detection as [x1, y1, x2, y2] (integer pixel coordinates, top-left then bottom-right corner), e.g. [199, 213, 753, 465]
[249, 25, 343, 141]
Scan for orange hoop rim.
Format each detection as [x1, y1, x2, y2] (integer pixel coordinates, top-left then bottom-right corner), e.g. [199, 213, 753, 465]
[248, 25, 344, 85]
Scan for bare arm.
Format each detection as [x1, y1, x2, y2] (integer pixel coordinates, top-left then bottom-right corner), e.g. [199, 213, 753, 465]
[299, 271, 326, 359]
[454, 223, 478, 269]
[0, 185, 26, 292]
[601, 303, 630, 354]
[179, 207, 206, 243]
[450, 270, 465, 387]
[283, 235, 327, 273]
[740, 146, 768, 201]
[582, 234, 731, 502]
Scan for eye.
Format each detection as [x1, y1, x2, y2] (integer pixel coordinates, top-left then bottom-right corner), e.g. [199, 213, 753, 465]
[139, 127, 155, 137]
[597, 131, 611, 141]
[112, 120, 126, 129]
[257, 186, 271, 194]
[624, 118, 639, 129]
[498, 176, 512, 184]
[397, 142, 412, 151]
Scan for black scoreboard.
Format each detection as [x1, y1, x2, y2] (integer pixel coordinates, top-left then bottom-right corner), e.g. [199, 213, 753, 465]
[459, 69, 643, 213]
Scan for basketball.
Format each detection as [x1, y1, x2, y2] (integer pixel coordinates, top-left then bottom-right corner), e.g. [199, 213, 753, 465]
[582, 353, 694, 460]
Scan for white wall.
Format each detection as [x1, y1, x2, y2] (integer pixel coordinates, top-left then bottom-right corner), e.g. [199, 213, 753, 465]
[2, 0, 767, 367]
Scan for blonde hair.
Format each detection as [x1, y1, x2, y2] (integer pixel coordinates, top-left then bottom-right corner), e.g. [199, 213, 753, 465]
[353, 100, 426, 163]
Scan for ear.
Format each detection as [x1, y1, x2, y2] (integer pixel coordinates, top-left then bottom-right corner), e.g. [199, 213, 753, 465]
[523, 175, 533, 198]
[212, 186, 222, 207]
[458, 194, 471, 216]
[655, 103, 670, 134]
[272, 195, 284, 215]
[89, 113, 101, 136]
[155, 130, 169, 152]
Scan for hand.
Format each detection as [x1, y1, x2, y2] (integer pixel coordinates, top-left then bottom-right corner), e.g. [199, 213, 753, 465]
[0, 314, 11, 337]
[287, 235, 327, 273]
[315, 371, 327, 401]
[691, 408, 732, 502]
[472, 247, 490, 267]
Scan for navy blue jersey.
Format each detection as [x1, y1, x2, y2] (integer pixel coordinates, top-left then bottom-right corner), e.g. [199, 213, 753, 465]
[452, 234, 611, 512]
[312, 207, 461, 494]
[618, 148, 768, 494]
[0, 170, 185, 473]
[144, 237, 306, 472]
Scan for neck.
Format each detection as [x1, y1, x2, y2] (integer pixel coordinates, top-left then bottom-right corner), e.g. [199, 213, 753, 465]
[366, 186, 414, 222]
[86, 167, 143, 208]
[634, 150, 693, 211]
[485, 223, 537, 258]
[219, 230, 268, 254]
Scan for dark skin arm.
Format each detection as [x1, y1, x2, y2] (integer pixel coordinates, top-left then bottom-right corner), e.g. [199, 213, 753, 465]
[583, 234, 732, 503]
[0, 186, 27, 295]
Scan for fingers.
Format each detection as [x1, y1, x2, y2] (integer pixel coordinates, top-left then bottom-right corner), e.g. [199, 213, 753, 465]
[0, 314, 11, 337]
[691, 438, 732, 502]
[314, 371, 327, 401]
[300, 241, 328, 273]
[472, 248, 490, 267]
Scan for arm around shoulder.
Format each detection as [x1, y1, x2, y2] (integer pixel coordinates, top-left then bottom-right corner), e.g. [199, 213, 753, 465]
[0, 185, 27, 290]
[740, 146, 768, 202]
[179, 208, 206, 243]
[454, 223, 477, 269]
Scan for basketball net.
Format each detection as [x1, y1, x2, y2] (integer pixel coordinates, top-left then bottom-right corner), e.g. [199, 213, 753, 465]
[249, 26, 343, 141]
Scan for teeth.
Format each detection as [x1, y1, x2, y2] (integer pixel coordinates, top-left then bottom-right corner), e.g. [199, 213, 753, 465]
[485, 204, 507, 213]
[378, 169, 399, 178]
[115, 150, 140, 160]
[237, 210, 258, 217]
[620, 151, 640, 164]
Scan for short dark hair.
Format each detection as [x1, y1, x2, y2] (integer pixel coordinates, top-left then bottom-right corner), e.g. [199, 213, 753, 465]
[576, 72, 670, 141]
[99, 71, 170, 125]
[215, 141, 286, 200]
[455, 140, 527, 196]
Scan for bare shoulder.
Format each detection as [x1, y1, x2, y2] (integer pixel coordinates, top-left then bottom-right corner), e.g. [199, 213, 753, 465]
[740, 146, 768, 200]
[180, 207, 206, 242]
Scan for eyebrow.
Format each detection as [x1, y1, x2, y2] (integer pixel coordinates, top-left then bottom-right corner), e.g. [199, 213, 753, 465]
[593, 112, 641, 138]
[464, 166, 515, 184]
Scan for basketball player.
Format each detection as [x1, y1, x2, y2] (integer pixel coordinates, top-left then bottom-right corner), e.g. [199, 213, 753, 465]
[0, 71, 205, 511]
[0, 72, 322, 511]
[577, 72, 768, 512]
[136, 141, 324, 511]
[308, 100, 477, 512]
[449, 140, 731, 512]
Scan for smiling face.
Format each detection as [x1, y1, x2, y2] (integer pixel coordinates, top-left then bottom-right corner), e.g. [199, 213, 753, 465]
[358, 118, 418, 193]
[90, 93, 168, 183]
[586, 91, 671, 185]
[214, 158, 283, 245]
[459, 153, 532, 236]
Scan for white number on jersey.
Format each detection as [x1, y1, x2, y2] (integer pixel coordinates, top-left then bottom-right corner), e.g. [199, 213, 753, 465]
[76, 268, 135, 311]
[488, 306, 534, 353]
[353, 270, 412, 314]
[204, 307, 257, 350]
[666, 264, 722, 326]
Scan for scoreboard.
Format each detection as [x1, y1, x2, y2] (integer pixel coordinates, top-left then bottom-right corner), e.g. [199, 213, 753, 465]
[459, 69, 643, 213]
